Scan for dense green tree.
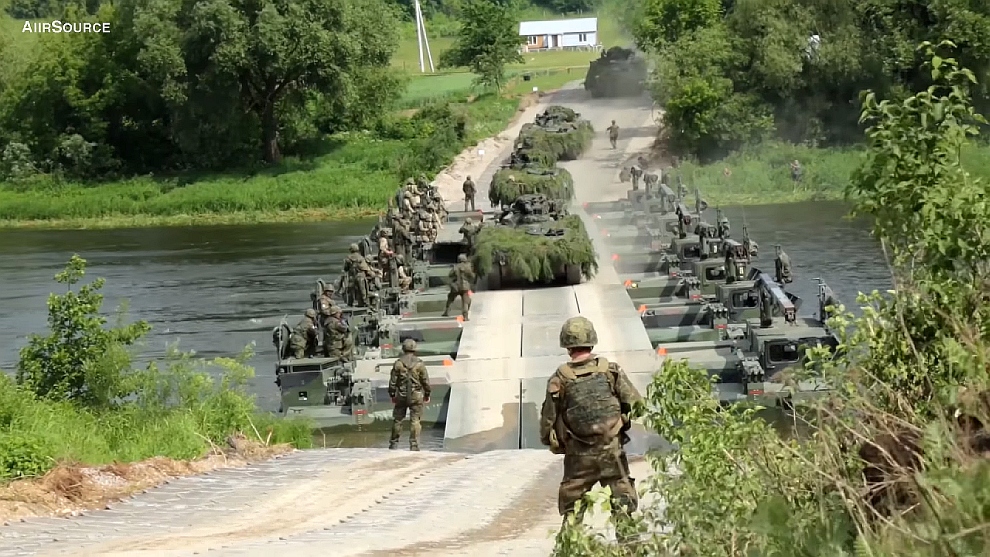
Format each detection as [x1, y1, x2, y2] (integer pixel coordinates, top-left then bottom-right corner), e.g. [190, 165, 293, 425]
[633, 0, 722, 49]
[440, 0, 524, 90]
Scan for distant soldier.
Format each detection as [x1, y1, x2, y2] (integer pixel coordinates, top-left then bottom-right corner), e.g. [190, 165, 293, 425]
[394, 254, 413, 292]
[389, 339, 431, 451]
[775, 244, 793, 284]
[393, 218, 412, 262]
[322, 306, 352, 361]
[606, 120, 619, 149]
[463, 175, 476, 212]
[619, 167, 631, 183]
[790, 159, 803, 182]
[629, 165, 643, 190]
[443, 254, 475, 320]
[417, 173, 429, 190]
[459, 217, 480, 252]
[637, 155, 648, 169]
[343, 243, 371, 307]
[540, 316, 641, 539]
[378, 229, 395, 286]
[288, 309, 319, 358]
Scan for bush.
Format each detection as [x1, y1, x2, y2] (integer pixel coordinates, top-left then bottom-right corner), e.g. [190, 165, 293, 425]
[488, 166, 574, 207]
[0, 256, 313, 482]
[473, 214, 598, 282]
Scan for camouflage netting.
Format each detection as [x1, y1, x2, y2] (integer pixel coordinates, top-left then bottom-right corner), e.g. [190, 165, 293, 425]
[516, 120, 594, 163]
[584, 47, 647, 98]
[488, 166, 574, 207]
[472, 215, 598, 283]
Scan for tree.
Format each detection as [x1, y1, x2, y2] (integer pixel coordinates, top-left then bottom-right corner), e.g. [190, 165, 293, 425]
[633, 0, 722, 49]
[16, 255, 151, 408]
[441, 0, 523, 91]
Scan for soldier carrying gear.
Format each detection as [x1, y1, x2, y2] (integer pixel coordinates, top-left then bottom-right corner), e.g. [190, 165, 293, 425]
[443, 253, 475, 320]
[288, 309, 319, 359]
[322, 305, 352, 361]
[343, 243, 372, 307]
[463, 176, 476, 212]
[607, 120, 619, 149]
[540, 316, 642, 540]
[317, 285, 335, 315]
[459, 218, 480, 253]
[388, 339, 432, 451]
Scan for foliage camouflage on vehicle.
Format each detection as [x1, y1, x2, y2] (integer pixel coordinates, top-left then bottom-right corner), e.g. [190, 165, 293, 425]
[515, 120, 594, 163]
[472, 214, 597, 283]
[584, 46, 647, 98]
[488, 166, 574, 207]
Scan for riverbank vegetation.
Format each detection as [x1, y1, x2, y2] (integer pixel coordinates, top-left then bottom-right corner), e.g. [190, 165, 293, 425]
[624, 0, 990, 205]
[0, 0, 622, 229]
[0, 255, 313, 484]
[559, 47, 990, 557]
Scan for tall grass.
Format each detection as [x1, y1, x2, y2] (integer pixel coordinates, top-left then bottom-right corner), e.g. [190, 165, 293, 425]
[672, 141, 990, 206]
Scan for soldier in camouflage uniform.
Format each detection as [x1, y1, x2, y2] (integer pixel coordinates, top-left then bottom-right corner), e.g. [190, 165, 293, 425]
[462, 175, 476, 212]
[343, 243, 371, 307]
[317, 285, 335, 315]
[288, 309, 319, 358]
[321, 306, 352, 361]
[394, 254, 413, 292]
[459, 217, 480, 253]
[443, 254, 475, 320]
[388, 339, 432, 451]
[540, 316, 642, 535]
[606, 120, 619, 149]
[393, 218, 413, 262]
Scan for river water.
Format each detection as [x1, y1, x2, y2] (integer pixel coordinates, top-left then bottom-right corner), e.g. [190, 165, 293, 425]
[0, 201, 890, 448]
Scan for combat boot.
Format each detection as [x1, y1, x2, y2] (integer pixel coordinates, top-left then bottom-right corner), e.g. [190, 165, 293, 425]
[389, 442, 398, 450]
[410, 445, 420, 451]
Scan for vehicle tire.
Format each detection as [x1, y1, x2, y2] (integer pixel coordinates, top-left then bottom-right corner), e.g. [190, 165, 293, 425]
[565, 264, 582, 285]
[487, 266, 503, 290]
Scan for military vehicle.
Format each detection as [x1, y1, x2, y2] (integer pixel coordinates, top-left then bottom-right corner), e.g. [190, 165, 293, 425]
[584, 46, 648, 98]
[474, 194, 595, 289]
[489, 165, 574, 208]
[272, 325, 453, 428]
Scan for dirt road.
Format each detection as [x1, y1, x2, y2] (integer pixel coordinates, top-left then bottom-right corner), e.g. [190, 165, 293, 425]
[0, 84, 660, 557]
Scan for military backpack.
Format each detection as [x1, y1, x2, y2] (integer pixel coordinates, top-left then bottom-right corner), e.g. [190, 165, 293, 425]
[392, 354, 424, 400]
[554, 357, 623, 443]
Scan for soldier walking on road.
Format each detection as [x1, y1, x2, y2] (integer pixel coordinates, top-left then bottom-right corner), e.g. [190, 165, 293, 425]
[443, 254, 475, 320]
[540, 316, 642, 541]
[288, 309, 319, 358]
[462, 176, 476, 212]
[459, 217, 480, 253]
[606, 120, 619, 149]
[389, 339, 431, 451]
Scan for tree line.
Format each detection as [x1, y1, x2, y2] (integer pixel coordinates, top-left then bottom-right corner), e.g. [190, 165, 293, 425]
[627, 0, 990, 160]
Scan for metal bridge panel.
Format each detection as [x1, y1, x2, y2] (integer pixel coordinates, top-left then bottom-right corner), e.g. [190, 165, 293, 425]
[443, 375, 521, 452]
[522, 286, 579, 317]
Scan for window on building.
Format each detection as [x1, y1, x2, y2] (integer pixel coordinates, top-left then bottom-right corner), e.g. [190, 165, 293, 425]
[527, 35, 538, 45]
[579, 33, 588, 42]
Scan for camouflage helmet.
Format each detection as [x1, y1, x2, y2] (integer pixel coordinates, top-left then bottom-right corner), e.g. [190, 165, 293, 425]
[323, 285, 334, 293]
[457, 254, 468, 263]
[464, 217, 473, 224]
[406, 177, 415, 185]
[349, 243, 359, 252]
[305, 308, 317, 319]
[402, 339, 417, 353]
[559, 316, 598, 349]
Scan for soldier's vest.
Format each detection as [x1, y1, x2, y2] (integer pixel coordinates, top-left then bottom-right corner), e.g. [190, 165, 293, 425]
[555, 357, 623, 442]
[393, 354, 425, 400]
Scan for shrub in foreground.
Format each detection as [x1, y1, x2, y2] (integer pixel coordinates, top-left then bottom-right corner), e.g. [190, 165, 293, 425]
[0, 256, 312, 481]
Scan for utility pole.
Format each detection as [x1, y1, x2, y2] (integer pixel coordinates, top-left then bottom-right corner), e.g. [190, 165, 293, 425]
[414, 0, 435, 73]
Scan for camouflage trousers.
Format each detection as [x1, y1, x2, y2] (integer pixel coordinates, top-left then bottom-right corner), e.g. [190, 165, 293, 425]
[464, 196, 475, 212]
[289, 336, 308, 358]
[558, 446, 638, 519]
[390, 400, 424, 449]
[443, 290, 471, 319]
[631, 175, 639, 190]
[609, 136, 617, 149]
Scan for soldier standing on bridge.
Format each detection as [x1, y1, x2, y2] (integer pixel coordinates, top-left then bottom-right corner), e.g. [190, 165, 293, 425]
[459, 217, 480, 253]
[606, 120, 619, 149]
[540, 316, 642, 540]
[389, 339, 431, 451]
[462, 175, 476, 212]
[442, 254, 475, 320]
[629, 165, 643, 190]
[321, 306, 352, 361]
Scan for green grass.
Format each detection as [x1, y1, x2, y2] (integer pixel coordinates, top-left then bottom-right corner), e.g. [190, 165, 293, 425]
[672, 141, 990, 206]
[0, 93, 524, 229]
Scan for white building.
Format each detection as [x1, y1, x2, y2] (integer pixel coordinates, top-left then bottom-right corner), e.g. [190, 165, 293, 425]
[519, 17, 598, 52]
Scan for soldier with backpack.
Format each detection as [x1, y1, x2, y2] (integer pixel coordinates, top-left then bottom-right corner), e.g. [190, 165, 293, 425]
[540, 316, 642, 536]
[388, 339, 432, 451]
